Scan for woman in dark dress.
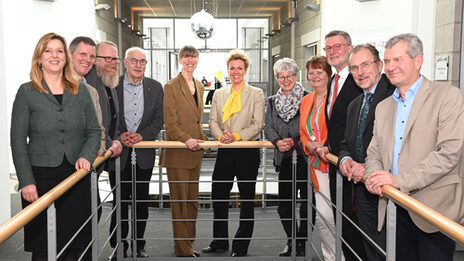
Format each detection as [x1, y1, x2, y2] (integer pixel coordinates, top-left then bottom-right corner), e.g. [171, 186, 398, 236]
[10, 32, 101, 260]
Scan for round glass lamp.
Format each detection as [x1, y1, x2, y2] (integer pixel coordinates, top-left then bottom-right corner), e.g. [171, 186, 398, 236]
[190, 9, 215, 39]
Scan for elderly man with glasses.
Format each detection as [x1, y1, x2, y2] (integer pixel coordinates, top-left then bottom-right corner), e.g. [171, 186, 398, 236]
[338, 44, 395, 260]
[107, 47, 164, 258]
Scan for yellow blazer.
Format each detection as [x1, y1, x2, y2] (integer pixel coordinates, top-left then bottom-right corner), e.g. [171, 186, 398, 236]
[209, 83, 265, 141]
[366, 77, 464, 232]
[159, 73, 208, 169]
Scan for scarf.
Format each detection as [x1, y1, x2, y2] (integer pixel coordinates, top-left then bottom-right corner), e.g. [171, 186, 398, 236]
[275, 82, 305, 122]
[222, 85, 243, 123]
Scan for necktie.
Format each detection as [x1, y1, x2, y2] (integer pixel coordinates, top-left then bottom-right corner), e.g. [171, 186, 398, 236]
[329, 74, 340, 118]
[354, 93, 373, 161]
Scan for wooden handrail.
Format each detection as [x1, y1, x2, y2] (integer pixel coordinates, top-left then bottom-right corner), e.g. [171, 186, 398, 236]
[2, 141, 463, 248]
[132, 140, 274, 148]
[320, 150, 464, 245]
[0, 150, 113, 244]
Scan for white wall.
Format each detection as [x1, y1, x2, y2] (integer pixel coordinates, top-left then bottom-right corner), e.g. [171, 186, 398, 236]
[320, 0, 436, 78]
[0, 0, 10, 224]
[0, 0, 96, 223]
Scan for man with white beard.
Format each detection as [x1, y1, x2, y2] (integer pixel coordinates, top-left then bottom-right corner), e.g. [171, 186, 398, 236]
[85, 41, 123, 165]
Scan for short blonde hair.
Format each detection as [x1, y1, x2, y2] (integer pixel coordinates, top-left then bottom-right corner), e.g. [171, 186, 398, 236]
[226, 49, 249, 70]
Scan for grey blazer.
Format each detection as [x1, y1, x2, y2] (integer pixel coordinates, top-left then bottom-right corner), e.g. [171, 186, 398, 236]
[11, 82, 101, 189]
[116, 75, 164, 169]
[264, 93, 307, 169]
[209, 83, 265, 141]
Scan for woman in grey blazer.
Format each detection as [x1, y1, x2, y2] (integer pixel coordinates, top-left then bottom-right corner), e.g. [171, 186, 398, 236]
[10, 33, 100, 260]
[203, 50, 265, 257]
[264, 58, 308, 256]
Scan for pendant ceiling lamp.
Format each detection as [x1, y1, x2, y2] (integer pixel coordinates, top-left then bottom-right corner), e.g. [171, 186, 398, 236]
[190, 0, 215, 39]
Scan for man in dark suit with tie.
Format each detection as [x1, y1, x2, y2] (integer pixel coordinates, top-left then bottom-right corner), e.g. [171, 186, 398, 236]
[338, 44, 395, 261]
[317, 30, 364, 260]
[108, 47, 164, 258]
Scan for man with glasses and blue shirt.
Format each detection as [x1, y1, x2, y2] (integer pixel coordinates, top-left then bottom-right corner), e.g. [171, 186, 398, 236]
[338, 44, 395, 261]
[317, 30, 365, 261]
[365, 33, 464, 260]
[108, 47, 164, 258]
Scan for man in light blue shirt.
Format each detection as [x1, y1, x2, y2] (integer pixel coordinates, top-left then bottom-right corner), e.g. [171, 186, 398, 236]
[365, 33, 464, 261]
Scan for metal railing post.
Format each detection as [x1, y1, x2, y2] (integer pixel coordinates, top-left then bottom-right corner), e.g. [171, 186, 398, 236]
[386, 199, 397, 261]
[90, 170, 98, 260]
[291, 150, 297, 260]
[116, 157, 123, 260]
[262, 130, 267, 208]
[131, 148, 138, 255]
[335, 170, 343, 261]
[306, 158, 312, 261]
[158, 130, 164, 209]
[47, 203, 57, 261]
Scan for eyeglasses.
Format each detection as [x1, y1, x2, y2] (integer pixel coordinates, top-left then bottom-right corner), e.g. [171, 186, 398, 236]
[277, 74, 295, 81]
[323, 43, 345, 52]
[349, 60, 379, 73]
[129, 58, 148, 65]
[96, 56, 120, 63]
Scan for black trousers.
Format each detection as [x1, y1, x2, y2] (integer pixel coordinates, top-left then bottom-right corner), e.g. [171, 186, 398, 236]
[277, 155, 308, 244]
[329, 165, 367, 261]
[355, 184, 385, 261]
[396, 206, 455, 261]
[209, 148, 260, 253]
[109, 162, 152, 252]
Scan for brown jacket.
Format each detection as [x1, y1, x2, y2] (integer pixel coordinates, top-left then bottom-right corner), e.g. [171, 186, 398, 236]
[366, 77, 464, 232]
[159, 73, 208, 169]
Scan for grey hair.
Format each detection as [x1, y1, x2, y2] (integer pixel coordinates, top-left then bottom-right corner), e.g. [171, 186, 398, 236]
[325, 30, 352, 46]
[385, 33, 423, 58]
[125, 46, 146, 59]
[273, 57, 299, 78]
[349, 44, 380, 64]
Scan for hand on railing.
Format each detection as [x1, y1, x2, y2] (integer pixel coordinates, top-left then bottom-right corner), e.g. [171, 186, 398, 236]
[21, 184, 38, 203]
[219, 130, 235, 144]
[315, 146, 330, 162]
[75, 157, 91, 172]
[365, 170, 399, 196]
[185, 138, 204, 151]
[109, 140, 123, 158]
[276, 138, 293, 152]
[121, 131, 143, 147]
[339, 158, 365, 184]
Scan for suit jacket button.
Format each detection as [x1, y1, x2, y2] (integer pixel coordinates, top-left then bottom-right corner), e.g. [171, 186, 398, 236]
[197, 121, 200, 124]
[58, 108, 63, 112]
[60, 129, 65, 133]
[60, 140, 64, 144]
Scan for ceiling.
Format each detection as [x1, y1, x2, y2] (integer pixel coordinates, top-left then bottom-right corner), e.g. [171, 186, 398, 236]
[121, 0, 290, 18]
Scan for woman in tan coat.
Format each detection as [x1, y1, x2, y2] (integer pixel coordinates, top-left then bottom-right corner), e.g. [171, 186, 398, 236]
[160, 45, 208, 257]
